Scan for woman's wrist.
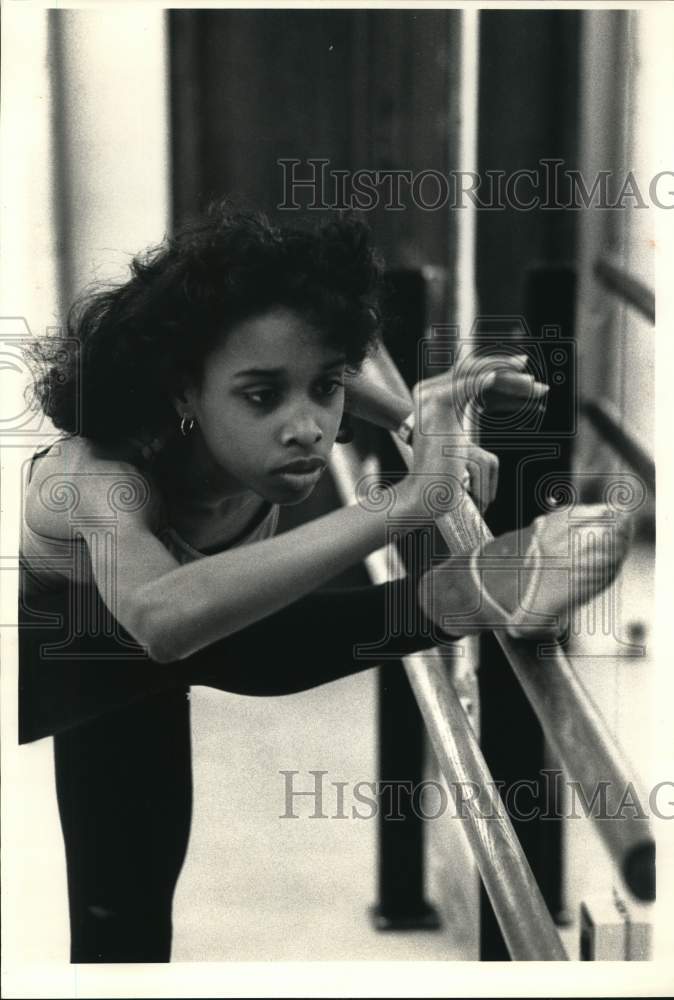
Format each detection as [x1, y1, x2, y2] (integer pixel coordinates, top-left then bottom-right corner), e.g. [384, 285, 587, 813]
[395, 473, 427, 521]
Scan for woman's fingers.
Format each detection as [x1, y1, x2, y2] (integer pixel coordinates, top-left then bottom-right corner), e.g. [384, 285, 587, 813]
[460, 447, 499, 513]
[466, 353, 529, 379]
[457, 353, 530, 400]
[488, 451, 500, 506]
[478, 448, 499, 511]
[478, 371, 549, 413]
[415, 357, 529, 401]
[413, 360, 550, 432]
[415, 359, 549, 421]
[485, 370, 548, 396]
[465, 463, 485, 512]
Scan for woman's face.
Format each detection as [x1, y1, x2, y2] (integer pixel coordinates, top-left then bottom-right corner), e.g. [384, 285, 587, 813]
[179, 307, 346, 504]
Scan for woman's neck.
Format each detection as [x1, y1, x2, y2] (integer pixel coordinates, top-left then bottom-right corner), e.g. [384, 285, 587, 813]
[155, 430, 254, 511]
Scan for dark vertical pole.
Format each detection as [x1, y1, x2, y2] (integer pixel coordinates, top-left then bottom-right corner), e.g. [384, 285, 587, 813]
[522, 264, 577, 931]
[168, 11, 207, 226]
[477, 267, 577, 957]
[373, 665, 439, 930]
[372, 270, 440, 931]
[475, 9, 580, 959]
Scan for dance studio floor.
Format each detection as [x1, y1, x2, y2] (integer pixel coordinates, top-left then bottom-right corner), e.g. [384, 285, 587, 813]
[172, 667, 463, 962]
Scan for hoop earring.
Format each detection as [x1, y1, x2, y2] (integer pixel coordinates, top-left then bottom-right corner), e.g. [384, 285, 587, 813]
[180, 415, 195, 437]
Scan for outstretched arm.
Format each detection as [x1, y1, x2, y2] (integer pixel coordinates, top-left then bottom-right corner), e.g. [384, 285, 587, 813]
[24, 441, 420, 664]
[24, 351, 537, 666]
[23, 395, 473, 665]
[19, 570, 452, 742]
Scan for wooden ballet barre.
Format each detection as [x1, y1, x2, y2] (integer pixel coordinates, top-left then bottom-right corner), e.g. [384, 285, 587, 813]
[593, 256, 655, 324]
[419, 483, 656, 904]
[329, 444, 569, 961]
[581, 396, 655, 494]
[346, 345, 656, 905]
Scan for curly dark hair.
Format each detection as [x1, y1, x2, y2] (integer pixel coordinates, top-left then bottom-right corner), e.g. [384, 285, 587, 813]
[28, 203, 383, 454]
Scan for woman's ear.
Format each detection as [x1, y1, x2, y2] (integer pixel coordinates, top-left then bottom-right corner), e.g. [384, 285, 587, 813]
[172, 383, 196, 420]
[172, 383, 199, 439]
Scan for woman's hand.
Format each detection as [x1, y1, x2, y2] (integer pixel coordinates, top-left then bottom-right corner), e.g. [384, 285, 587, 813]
[398, 354, 548, 517]
[455, 351, 549, 418]
[344, 347, 549, 517]
[345, 349, 549, 434]
[413, 352, 549, 427]
[398, 377, 499, 516]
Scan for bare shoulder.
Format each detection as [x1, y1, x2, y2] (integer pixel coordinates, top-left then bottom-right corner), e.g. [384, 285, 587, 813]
[24, 435, 164, 539]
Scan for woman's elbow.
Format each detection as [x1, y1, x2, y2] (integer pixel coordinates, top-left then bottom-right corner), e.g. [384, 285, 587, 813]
[145, 635, 183, 664]
[123, 586, 189, 664]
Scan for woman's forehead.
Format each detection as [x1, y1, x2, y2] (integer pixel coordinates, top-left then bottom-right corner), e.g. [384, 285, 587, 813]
[212, 307, 346, 373]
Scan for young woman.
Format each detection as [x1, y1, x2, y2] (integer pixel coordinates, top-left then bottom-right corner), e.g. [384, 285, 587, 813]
[19, 205, 630, 963]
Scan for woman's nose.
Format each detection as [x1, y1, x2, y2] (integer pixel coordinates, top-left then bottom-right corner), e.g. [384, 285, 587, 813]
[281, 410, 323, 447]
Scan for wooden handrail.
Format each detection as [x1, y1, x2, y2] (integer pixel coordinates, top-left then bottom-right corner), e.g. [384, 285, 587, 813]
[594, 256, 655, 324]
[347, 343, 655, 905]
[393, 438, 655, 903]
[330, 444, 569, 961]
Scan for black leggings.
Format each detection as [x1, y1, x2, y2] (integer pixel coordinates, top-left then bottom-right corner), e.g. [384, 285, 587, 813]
[53, 688, 192, 962]
[21, 575, 454, 962]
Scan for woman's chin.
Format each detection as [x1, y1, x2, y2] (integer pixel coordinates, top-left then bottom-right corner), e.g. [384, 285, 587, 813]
[261, 479, 319, 506]
[276, 484, 318, 506]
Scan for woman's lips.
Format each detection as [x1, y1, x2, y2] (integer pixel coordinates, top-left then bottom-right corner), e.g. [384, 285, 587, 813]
[275, 458, 326, 474]
[273, 458, 326, 490]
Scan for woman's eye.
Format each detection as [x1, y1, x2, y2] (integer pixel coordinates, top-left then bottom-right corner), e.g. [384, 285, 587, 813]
[243, 388, 278, 407]
[316, 378, 344, 399]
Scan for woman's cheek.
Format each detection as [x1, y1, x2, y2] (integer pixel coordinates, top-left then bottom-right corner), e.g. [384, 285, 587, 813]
[229, 420, 270, 468]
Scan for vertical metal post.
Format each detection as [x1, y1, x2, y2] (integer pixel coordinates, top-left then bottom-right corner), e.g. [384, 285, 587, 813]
[477, 264, 577, 957]
[373, 664, 440, 930]
[474, 4, 581, 956]
[371, 270, 440, 931]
